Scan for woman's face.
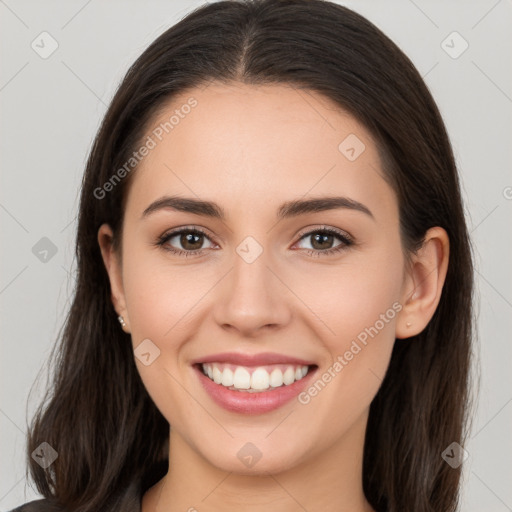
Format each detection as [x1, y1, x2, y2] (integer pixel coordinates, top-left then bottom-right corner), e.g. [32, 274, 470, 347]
[101, 82, 413, 474]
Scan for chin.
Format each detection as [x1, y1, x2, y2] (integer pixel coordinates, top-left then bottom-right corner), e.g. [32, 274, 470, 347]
[198, 438, 309, 476]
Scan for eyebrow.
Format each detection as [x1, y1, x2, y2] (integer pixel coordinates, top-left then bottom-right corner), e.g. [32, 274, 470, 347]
[141, 195, 374, 221]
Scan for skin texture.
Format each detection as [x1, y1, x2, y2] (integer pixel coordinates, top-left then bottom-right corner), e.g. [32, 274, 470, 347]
[98, 82, 449, 512]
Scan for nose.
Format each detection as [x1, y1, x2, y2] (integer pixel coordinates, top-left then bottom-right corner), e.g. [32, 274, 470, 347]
[212, 243, 292, 338]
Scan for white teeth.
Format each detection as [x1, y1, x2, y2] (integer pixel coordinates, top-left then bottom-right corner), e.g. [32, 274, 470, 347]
[269, 368, 283, 387]
[283, 367, 295, 385]
[221, 367, 234, 387]
[233, 367, 251, 389]
[250, 368, 270, 390]
[212, 366, 222, 384]
[201, 363, 310, 392]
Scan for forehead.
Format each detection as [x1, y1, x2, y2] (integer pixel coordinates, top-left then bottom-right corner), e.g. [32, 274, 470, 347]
[125, 82, 397, 223]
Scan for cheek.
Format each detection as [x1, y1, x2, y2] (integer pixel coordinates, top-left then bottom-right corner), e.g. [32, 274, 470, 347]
[334, 256, 402, 351]
[122, 246, 214, 338]
[292, 242, 403, 350]
[121, 246, 221, 423]
[121, 248, 206, 427]
[293, 244, 403, 412]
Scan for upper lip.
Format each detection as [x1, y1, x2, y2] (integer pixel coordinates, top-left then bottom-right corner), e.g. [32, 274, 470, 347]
[191, 352, 316, 367]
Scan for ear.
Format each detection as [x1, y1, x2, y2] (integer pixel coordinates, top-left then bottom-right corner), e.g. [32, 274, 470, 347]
[396, 226, 450, 339]
[97, 223, 130, 333]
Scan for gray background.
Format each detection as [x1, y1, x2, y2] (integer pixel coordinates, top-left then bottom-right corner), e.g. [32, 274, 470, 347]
[1, 0, 511, 510]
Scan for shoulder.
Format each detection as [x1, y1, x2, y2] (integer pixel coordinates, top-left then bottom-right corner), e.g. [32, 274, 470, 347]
[9, 498, 68, 512]
[8, 459, 167, 512]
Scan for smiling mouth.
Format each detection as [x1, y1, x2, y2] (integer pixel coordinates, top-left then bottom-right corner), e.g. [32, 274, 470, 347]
[197, 362, 316, 393]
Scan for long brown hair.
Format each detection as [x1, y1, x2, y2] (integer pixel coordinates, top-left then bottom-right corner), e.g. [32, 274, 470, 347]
[25, 1, 475, 511]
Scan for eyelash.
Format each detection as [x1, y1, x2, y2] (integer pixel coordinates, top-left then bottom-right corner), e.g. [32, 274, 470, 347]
[155, 225, 354, 258]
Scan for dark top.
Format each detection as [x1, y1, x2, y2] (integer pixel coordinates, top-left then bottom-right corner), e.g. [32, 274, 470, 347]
[9, 501, 65, 512]
[9, 460, 168, 512]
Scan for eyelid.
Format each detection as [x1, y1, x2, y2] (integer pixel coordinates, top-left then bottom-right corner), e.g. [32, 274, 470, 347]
[294, 224, 353, 244]
[159, 224, 215, 237]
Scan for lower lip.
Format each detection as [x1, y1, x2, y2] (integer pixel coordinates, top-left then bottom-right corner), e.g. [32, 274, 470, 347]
[194, 364, 318, 415]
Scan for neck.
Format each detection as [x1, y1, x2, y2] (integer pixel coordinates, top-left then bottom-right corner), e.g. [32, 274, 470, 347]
[143, 411, 374, 512]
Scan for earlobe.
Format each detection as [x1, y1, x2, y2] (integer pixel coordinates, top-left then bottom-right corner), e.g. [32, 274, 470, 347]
[97, 223, 131, 332]
[396, 227, 449, 339]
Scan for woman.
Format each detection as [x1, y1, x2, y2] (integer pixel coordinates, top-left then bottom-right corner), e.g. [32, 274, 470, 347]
[12, 0, 475, 511]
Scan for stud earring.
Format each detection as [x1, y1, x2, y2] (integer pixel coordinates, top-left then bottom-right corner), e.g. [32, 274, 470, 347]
[406, 321, 412, 328]
[118, 315, 126, 328]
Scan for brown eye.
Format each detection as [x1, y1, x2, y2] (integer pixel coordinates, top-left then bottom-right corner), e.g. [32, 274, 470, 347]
[177, 231, 204, 250]
[157, 227, 215, 256]
[294, 227, 353, 257]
